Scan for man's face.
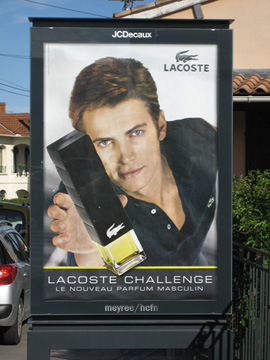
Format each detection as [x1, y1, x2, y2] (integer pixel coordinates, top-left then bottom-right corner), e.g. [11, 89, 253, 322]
[82, 99, 167, 196]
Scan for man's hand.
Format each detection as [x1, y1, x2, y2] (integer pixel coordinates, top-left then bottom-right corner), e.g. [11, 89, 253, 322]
[47, 193, 96, 253]
[47, 192, 127, 266]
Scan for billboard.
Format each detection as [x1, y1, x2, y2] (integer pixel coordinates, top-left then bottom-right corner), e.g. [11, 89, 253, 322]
[30, 19, 232, 317]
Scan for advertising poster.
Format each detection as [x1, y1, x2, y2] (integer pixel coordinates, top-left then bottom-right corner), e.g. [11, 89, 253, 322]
[30, 20, 232, 316]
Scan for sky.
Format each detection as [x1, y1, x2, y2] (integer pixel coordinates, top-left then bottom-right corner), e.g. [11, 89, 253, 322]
[0, 0, 154, 114]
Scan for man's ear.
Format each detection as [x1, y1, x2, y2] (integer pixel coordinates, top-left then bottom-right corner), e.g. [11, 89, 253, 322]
[158, 110, 167, 141]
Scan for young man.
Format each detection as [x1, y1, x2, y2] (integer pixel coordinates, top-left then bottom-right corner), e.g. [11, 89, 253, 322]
[47, 57, 217, 267]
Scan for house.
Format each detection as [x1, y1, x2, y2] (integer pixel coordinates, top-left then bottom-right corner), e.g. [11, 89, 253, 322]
[0, 102, 30, 199]
[114, 0, 270, 177]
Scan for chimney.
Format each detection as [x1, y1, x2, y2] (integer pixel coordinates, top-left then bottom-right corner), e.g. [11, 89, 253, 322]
[0, 103, 6, 115]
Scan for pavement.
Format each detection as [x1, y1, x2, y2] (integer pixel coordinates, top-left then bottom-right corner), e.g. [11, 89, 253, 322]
[0, 323, 29, 360]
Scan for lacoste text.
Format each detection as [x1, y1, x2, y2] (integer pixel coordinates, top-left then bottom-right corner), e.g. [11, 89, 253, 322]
[164, 63, 209, 72]
[112, 31, 152, 39]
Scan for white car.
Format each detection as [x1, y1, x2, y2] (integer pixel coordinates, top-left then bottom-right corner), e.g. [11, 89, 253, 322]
[0, 220, 30, 345]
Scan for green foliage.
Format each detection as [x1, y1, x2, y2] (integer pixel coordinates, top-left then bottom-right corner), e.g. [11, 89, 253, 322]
[1, 198, 30, 205]
[233, 170, 270, 252]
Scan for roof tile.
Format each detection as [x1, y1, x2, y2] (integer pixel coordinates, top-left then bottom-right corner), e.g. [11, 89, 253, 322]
[0, 103, 30, 136]
[233, 74, 270, 95]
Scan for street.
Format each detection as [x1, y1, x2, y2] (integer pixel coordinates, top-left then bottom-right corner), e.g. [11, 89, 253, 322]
[0, 323, 30, 360]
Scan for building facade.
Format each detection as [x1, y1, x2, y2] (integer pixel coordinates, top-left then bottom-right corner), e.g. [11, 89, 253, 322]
[0, 102, 30, 199]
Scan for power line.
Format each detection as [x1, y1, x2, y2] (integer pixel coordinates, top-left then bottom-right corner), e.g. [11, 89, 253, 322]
[0, 53, 29, 60]
[0, 78, 28, 91]
[0, 83, 29, 93]
[0, 88, 30, 98]
[24, 0, 111, 18]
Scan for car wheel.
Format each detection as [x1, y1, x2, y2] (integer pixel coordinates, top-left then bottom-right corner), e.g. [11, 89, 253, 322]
[2, 298, 24, 345]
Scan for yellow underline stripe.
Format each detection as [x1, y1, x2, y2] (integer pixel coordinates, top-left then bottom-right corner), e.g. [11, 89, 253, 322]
[44, 266, 218, 270]
[136, 266, 217, 269]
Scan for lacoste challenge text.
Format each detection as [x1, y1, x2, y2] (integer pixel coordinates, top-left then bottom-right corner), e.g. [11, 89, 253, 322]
[112, 31, 152, 39]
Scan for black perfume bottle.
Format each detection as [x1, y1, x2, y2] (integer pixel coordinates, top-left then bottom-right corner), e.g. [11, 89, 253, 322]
[47, 130, 146, 275]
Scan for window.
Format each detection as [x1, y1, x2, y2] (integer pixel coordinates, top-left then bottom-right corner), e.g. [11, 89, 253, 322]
[0, 145, 6, 173]
[24, 147, 30, 173]
[5, 233, 28, 262]
[0, 241, 15, 265]
[0, 209, 26, 234]
[13, 146, 18, 173]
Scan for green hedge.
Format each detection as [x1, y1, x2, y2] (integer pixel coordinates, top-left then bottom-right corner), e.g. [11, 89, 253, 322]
[1, 198, 30, 205]
[233, 170, 270, 252]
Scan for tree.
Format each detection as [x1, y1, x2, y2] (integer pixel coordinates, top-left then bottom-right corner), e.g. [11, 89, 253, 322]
[233, 170, 270, 252]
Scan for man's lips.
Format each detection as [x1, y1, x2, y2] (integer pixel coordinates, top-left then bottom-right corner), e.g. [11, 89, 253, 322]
[119, 167, 144, 179]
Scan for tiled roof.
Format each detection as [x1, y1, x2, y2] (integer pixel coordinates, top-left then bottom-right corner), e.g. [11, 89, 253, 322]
[0, 103, 30, 136]
[0, 123, 15, 136]
[0, 117, 30, 136]
[233, 74, 270, 96]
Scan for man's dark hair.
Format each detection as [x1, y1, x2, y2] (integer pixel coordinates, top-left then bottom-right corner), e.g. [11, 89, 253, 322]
[69, 57, 161, 131]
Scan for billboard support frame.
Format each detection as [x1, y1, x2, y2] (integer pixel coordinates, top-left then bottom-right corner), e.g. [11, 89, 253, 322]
[29, 17, 233, 359]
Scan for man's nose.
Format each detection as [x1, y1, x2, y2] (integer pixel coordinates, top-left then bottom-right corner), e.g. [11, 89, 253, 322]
[116, 141, 135, 165]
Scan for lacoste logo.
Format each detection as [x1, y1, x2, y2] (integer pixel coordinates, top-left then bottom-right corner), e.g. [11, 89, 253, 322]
[176, 50, 198, 63]
[207, 197, 215, 208]
[164, 50, 209, 72]
[106, 223, 125, 238]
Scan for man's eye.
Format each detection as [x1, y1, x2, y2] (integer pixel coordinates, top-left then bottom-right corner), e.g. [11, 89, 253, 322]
[132, 130, 143, 137]
[99, 140, 112, 147]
